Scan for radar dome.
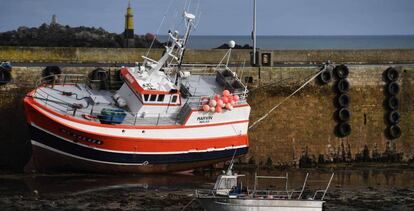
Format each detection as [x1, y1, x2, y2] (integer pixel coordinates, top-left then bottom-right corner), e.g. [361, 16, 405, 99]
[228, 40, 236, 49]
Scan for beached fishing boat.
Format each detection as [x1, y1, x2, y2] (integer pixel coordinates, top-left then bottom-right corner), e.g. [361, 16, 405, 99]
[196, 163, 334, 211]
[23, 11, 250, 173]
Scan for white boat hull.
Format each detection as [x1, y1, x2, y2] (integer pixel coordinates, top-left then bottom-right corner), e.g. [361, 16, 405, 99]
[198, 198, 325, 211]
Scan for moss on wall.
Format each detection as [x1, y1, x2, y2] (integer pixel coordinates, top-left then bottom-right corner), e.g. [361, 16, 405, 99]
[1, 47, 414, 64]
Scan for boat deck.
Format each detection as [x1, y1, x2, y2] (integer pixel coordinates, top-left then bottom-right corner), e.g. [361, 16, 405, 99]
[33, 84, 180, 126]
[181, 74, 225, 97]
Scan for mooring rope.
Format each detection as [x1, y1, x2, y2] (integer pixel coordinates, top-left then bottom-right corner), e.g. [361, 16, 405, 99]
[248, 69, 324, 130]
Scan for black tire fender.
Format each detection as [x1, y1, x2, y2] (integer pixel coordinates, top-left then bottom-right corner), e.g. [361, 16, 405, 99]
[0, 69, 12, 85]
[334, 64, 349, 79]
[337, 107, 351, 122]
[89, 68, 108, 90]
[42, 66, 62, 83]
[387, 96, 400, 110]
[336, 122, 351, 137]
[388, 110, 401, 124]
[387, 82, 400, 96]
[385, 67, 399, 82]
[336, 79, 350, 94]
[388, 125, 402, 139]
[318, 70, 332, 84]
[336, 94, 350, 108]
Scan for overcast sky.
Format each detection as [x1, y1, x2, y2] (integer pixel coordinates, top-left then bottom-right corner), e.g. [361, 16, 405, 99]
[1, 0, 413, 35]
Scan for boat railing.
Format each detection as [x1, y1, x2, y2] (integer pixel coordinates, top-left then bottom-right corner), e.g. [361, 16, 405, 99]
[33, 88, 180, 126]
[35, 74, 86, 89]
[310, 173, 335, 201]
[195, 189, 217, 198]
[251, 190, 290, 199]
[252, 172, 334, 201]
[34, 88, 76, 113]
[253, 173, 290, 198]
[173, 63, 228, 73]
[35, 73, 123, 92]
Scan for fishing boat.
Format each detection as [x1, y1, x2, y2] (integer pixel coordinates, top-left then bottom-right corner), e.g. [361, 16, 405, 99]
[23, 11, 250, 173]
[196, 162, 334, 211]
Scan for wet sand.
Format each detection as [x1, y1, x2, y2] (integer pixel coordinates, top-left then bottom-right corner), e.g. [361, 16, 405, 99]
[1, 168, 414, 210]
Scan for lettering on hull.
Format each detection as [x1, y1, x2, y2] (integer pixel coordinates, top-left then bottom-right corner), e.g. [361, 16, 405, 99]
[197, 116, 213, 123]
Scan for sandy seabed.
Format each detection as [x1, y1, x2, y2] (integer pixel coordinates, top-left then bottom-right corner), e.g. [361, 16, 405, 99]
[1, 168, 414, 211]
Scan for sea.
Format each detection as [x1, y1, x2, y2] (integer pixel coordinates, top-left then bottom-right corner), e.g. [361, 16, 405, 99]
[158, 35, 414, 49]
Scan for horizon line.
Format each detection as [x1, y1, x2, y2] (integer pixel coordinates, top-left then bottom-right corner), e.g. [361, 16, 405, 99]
[2, 23, 414, 37]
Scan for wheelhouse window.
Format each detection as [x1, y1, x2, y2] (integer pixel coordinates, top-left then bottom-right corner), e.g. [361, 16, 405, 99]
[143, 94, 149, 101]
[157, 94, 165, 102]
[150, 94, 157, 101]
[171, 95, 178, 103]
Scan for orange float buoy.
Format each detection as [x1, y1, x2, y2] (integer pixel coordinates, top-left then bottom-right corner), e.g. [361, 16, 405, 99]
[209, 99, 217, 107]
[222, 96, 229, 104]
[215, 105, 222, 113]
[226, 103, 233, 110]
[203, 104, 210, 112]
[209, 106, 216, 113]
[217, 99, 224, 108]
[214, 95, 220, 101]
[223, 90, 230, 96]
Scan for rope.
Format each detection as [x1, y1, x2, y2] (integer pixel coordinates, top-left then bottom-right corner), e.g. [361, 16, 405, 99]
[249, 67, 319, 92]
[145, 0, 175, 58]
[248, 69, 324, 130]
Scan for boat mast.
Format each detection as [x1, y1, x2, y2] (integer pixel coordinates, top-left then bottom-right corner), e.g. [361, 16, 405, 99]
[147, 11, 195, 77]
[252, 0, 257, 66]
[178, 12, 195, 67]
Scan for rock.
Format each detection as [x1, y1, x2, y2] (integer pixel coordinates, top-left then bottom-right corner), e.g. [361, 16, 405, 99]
[0, 23, 164, 48]
[216, 43, 252, 49]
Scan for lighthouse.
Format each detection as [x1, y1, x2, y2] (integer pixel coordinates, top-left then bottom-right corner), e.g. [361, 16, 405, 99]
[123, 1, 135, 48]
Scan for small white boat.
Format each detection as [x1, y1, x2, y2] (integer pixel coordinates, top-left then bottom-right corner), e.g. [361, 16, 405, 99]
[196, 162, 334, 211]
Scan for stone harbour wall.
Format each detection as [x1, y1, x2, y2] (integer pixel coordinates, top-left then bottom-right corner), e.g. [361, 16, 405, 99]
[244, 66, 414, 167]
[1, 48, 414, 170]
[1, 46, 414, 64]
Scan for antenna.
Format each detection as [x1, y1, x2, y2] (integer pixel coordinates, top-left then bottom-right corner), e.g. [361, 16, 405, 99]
[193, 0, 201, 29]
[187, 0, 192, 11]
[145, 0, 175, 58]
[252, 0, 257, 66]
[226, 149, 237, 175]
[195, 0, 200, 17]
[194, 12, 202, 29]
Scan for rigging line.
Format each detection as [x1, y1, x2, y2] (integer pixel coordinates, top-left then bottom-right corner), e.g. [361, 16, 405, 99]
[183, 0, 189, 11]
[248, 69, 324, 130]
[145, 0, 176, 58]
[195, 0, 200, 19]
[186, 0, 192, 11]
[168, 10, 180, 36]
